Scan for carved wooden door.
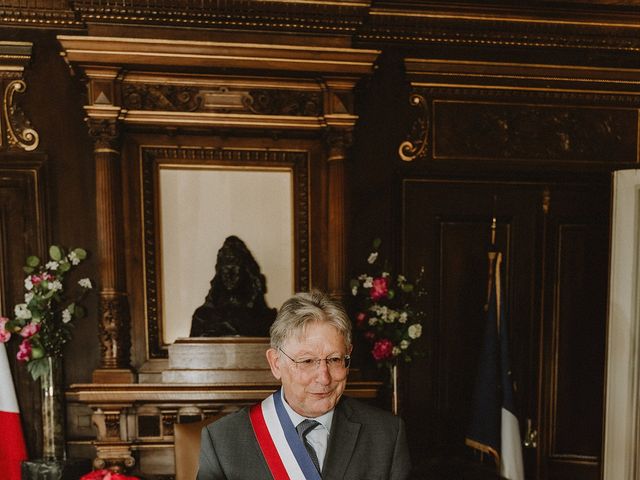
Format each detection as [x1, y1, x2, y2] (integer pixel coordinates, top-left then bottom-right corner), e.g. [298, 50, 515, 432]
[0, 159, 47, 458]
[401, 177, 609, 480]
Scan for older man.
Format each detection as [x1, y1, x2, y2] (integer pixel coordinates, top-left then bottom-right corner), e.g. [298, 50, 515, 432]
[197, 290, 411, 480]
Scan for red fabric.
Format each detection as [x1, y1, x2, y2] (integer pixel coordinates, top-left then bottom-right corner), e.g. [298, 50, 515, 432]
[249, 403, 291, 480]
[0, 410, 27, 480]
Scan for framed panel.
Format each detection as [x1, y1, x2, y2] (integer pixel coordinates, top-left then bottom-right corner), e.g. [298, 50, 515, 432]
[141, 147, 310, 358]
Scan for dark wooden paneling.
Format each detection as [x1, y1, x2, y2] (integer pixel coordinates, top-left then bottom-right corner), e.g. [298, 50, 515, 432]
[402, 178, 609, 479]
[433, 101, 637, 163]
[539, 186, 609, 480]
[0, 158, 47, 459]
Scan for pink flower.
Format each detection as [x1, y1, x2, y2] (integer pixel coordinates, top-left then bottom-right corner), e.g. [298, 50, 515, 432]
[31, 274, 42, 286]
[0, 317, 10, 343]
[371, 338, 394, 361]
[356, 312, 367, 327]
[79, 469, 140, 480]
[364, 331, 375, 341]
[16, 340, 32, 361]
[370, 277, 389, 301]
[20, 322, 40, 338]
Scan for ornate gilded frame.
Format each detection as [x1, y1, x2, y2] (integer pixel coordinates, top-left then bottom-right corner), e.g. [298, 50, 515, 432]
[140, 146, 310, 358]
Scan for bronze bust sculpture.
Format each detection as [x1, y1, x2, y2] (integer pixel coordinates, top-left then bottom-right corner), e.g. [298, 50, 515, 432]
[189, 235, 277, 337]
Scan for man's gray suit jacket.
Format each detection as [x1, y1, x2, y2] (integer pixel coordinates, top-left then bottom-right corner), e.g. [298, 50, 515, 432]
[196, 395, 411, 479]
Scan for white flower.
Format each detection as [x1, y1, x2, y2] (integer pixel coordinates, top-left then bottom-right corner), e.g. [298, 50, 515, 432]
[62, 309, 72, 324]
[46, 261, 59, 271]
[382, 271, 390, 278]
[408, 323, 422, 339]
[78, 278, 92, 289]
[387, 309, 399, 323]
[363, 276, 373, 288]
[352, 285, 358, 296]
[14, 303, 32, 320]
[368, 317, 379, 326]
[400, 340, 410, 350]
[67, 251, 80, 265]
[24, 292, 34, 304]
[48, 280, 63, 292]
[399, 312, 408, 323]
[367, 252, 378, 264]
[24, 276, 33, 291]
[358, 274, 368, 281]
[392, 346, 401, 356]
[397, 274, 406, 283]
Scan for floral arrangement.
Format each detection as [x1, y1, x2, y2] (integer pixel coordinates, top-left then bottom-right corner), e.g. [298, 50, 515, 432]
[0, 245, 92, 381]
[80, 470, 139, 480]
[350, 238, 426, 369]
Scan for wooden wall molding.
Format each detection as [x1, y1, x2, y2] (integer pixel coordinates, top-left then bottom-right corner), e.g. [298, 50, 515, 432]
[400, 57, 640, 165]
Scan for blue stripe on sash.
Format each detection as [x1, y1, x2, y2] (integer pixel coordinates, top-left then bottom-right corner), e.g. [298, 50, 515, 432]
[273, 389, 322, 480]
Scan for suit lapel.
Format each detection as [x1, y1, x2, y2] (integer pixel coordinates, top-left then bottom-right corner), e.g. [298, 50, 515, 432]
[322, 398, 360, 479]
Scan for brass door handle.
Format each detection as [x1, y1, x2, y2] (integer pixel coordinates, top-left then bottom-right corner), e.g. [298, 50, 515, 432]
[523, 418, 538, 449]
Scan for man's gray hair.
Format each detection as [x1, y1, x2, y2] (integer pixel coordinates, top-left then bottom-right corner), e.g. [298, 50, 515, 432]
[270, 290, 352, 350]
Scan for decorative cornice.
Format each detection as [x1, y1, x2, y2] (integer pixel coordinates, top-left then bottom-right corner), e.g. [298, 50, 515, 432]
[8, 2, 640, 61]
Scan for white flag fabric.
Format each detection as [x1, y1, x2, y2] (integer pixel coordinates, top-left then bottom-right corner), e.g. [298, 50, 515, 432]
[0, 342, 27, 480]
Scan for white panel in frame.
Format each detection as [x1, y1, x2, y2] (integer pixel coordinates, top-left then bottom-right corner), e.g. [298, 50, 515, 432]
[158, 165, 294, 344]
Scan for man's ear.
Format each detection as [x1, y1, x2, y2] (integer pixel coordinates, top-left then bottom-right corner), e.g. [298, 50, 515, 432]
[266, 348, 282, 380]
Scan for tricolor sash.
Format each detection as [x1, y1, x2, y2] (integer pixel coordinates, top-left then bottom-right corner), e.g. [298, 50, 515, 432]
[250, 390, 322, 480]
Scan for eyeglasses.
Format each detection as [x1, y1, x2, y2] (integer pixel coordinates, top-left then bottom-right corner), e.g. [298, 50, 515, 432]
[278, 347, 351, 373]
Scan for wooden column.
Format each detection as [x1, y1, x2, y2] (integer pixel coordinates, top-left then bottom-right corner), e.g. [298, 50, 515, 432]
[324, 78, 357, 299]
[86, 104, 135, 383]
[326, 127, 351, 299]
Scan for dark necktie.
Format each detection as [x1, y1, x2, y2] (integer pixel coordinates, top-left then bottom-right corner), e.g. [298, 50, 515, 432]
[296, 419, 321, 474]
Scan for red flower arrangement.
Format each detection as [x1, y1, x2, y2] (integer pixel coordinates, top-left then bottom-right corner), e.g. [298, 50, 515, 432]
[350, 238, 427, 369]
[80, 469, 139, 480]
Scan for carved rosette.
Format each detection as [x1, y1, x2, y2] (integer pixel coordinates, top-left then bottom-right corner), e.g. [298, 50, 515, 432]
[244, 90, 322, 116]
[122, 84, 201, 111]
[2, 79, 39, 151]
[98, 294, 131, 369]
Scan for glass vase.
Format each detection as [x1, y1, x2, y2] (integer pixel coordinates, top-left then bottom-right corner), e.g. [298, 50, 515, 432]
[41, 355, 66, 461]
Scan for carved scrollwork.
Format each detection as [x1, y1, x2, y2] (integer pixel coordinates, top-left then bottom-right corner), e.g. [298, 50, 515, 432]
[98, 295, 131, 369]
[244, 90, 322, 116]
[86, 117, 121, 151]
[398, 94, 428, 162]
[3, 80, 39, 151]
[122, 84, 202, 111]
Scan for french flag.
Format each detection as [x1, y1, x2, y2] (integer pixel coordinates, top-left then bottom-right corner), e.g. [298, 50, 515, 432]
[0, 342, 27, 480]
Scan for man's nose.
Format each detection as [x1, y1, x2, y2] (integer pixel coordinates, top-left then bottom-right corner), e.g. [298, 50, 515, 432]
[314, 360, 331, 384]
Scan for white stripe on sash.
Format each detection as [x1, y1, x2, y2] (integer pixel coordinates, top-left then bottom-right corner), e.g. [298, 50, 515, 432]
[261, 395, 308, 479]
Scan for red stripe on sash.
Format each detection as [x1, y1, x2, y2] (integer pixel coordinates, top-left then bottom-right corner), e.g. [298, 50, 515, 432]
[250, 403, 291, 480]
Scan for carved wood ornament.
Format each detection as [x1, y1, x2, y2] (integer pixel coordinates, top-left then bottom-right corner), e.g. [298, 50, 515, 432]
[58, 34, 379, 474]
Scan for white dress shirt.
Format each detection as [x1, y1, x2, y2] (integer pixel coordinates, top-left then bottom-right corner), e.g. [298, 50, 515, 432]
[281, 389, 334, 469]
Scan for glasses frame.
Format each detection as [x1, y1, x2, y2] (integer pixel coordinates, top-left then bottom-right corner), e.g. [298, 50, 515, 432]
[278, 347, 351, 372]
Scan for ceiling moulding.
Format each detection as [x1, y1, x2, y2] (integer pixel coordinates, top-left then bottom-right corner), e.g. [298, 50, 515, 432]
[57, 36, 379, 75]
[73, 0, 371, 34]
[0, 3, 82, 29]
[361, 4, 640, 54]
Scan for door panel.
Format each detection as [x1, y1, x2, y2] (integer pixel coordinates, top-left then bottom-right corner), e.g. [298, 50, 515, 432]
[401, 178, 609, 480]
[0, 160, 47, 458]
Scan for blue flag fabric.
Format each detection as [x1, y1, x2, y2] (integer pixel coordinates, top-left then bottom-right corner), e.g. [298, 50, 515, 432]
[465, 252, 524, 480]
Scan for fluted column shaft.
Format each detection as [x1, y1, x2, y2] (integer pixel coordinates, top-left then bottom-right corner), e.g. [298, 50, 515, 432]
[87, 117, 134, 383]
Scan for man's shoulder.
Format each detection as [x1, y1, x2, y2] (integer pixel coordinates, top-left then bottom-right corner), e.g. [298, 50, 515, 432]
[338, 395, 401, 426]
[205, 406, 251, 434]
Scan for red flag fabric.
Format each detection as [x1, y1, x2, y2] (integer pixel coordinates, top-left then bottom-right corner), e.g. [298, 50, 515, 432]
[0, 343, 28, 480]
